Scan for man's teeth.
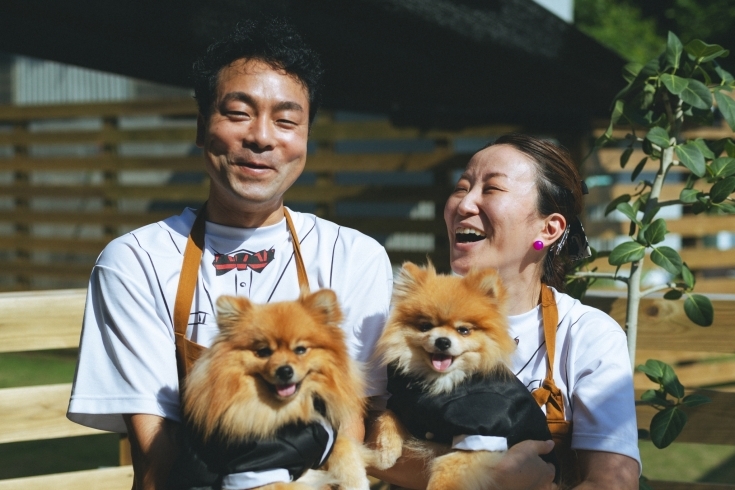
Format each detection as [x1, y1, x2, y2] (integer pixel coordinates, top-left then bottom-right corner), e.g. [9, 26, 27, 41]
[456, 228, 486, 237]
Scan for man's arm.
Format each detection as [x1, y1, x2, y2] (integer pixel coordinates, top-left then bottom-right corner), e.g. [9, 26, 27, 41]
[574, 450, 639, 490]
[123, 414, 180, 490]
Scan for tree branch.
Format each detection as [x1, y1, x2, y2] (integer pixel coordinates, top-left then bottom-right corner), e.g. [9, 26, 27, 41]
[640, 282, 677, 297]
[572, 271, 629, 284]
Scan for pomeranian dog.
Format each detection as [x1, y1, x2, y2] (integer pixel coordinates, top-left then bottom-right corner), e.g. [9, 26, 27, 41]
[370, 262, 557, 490]
[182, 289, 370, 490]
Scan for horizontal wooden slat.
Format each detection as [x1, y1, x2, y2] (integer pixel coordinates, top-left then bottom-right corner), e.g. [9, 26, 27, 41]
[0, 289, 86, 352]
[636, 389, 735, 445]
[0, 236, 110, 255]
[585, 248, 735, 273]
[612, 183, 707, 202]
[0, 98, 196, 120]
[583, 295, 735, 352]
[597, 149, 687, 173]
[635, 351, 735, 390]
[0, 465, 133, 490]
[647, 482, 735, 490]
[637, 215, 735, 237]
[0, 127, 196, 146]
[0, 383, 103, 444]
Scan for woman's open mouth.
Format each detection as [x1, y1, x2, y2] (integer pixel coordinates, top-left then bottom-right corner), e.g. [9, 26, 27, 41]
[455, 227, 486, 243]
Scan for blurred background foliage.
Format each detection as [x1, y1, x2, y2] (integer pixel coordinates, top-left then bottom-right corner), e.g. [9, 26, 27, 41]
[575, 0, 735, 70]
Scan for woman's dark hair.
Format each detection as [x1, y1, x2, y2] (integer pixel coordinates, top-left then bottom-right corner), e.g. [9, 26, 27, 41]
[192, 17, 324, 124]
[489, 133, 584, 291]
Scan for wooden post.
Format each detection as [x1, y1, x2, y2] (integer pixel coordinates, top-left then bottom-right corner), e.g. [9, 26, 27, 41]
[12, 121, 30, 290]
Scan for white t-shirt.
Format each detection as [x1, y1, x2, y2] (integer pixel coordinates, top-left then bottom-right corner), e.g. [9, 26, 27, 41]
[68, 208, 393, 433]
[509, 287, 641, 469]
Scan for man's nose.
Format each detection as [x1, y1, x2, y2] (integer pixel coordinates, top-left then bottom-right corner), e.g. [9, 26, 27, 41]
[243, 116, 276, 151]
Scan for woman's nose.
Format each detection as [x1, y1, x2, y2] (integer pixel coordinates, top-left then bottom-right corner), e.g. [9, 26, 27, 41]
[457, 190, 480, 216]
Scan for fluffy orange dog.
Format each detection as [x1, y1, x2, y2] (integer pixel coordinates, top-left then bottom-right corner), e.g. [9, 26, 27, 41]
[182, 289, 370, 490]
[370, 263, 556, 490]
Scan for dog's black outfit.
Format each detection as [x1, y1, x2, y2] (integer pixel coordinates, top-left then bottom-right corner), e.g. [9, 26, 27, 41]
[169, 417, 334, 490]
[386, 363, 559, 474]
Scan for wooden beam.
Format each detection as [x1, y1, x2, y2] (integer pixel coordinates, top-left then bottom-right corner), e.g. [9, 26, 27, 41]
[0, 466, 133, 490]
[583, 295, 735, 353]
[636, 389, 735, 445]
[0, 289, 86, 353]
[598, 149, 686, 174]
[0, 98, 196, 120]
[0, 383, 104, 444]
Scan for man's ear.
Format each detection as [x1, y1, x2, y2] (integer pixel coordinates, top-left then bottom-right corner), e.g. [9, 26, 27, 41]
[539, 212, 567, 244]
[196, 113, 207, 148]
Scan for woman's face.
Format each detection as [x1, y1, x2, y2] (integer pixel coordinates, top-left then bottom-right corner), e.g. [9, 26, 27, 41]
[444, 144, 548, 277]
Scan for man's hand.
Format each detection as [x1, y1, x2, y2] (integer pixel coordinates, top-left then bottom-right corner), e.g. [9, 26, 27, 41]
[123, 414, 180, 490]
[493, 440, 557, 490]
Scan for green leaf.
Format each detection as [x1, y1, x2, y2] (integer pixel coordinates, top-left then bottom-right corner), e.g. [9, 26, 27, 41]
[641, 204, 660, 225]
[679, 188, 702, 204]
[611, 99, 625, 125]
[605, 194, 631, 216]
[620, 146, 634, 168]
[693, 139, 715, 160]
[710, 157, 735, 178]
[676, 143, 706, 177]
[715, 65, 734, 84]
[685, 39, 729, 62]
[715, 202, 735, 214]
[681, 394, 711, 408]
[665, 32, 684, 70]
[637, 359, 666, 383]
[681, 264, 695, 289]
[679, 79, 713, 110]
[714, 91, 735, 132]
[726, 139, 735, 158]
[651, 246, 683, 275]
[644, 219, 667, 245]
[684, 294, 714, 326]
[664, 289, 683, 300]
[661, 364, 685, 398]
[710, 176, 735, 203]
[623, 62, 643, 84]
[646, 127, 671, 148]
[632, 157, 648, 182]
[641, 389, 669, 407]
[616, 202, 639, 222]
[609, 241, 645, 266]
[660, 73, 688, 95]
[650, 407, 687, 449]
[691, 199, 710, 214]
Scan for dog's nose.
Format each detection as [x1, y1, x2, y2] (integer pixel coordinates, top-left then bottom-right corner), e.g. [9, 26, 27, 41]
[435, 337, 451, 351]
[275, 365, 294, 381]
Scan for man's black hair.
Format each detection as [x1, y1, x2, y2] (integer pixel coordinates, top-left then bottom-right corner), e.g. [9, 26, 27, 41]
[192, 17, 323, 124]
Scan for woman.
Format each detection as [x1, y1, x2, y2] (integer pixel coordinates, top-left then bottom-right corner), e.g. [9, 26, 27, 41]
[369, 134, 640, 489]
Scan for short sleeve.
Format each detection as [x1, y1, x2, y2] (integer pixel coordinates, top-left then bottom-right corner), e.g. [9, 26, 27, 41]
[333, 244, 392, 398]
[67, 241, 180, 433]
[568, 314, 641, 469]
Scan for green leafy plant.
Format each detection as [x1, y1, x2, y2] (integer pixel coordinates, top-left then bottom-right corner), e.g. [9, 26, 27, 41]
[571, 32, 735, 452]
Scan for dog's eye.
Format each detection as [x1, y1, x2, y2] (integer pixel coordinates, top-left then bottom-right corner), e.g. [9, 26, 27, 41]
[294, 346, 307, 355]
[418, 322, 433, 332]
[456, 326, 471, 336]
[255, 347, 273, 357]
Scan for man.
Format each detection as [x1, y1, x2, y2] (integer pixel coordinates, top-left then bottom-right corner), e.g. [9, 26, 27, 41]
[67, 18, 392, 489]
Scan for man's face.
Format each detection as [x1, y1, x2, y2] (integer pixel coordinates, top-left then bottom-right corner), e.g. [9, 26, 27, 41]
[197, 58, 310, 215]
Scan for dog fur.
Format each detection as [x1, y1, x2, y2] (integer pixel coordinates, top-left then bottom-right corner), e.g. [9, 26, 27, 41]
[182, 289, 370, 490]
[370, 262, 523, 490]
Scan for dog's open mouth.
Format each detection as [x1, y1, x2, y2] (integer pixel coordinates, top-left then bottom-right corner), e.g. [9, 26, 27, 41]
[430, 353, 454, 371]
[269, 382, 301, 398]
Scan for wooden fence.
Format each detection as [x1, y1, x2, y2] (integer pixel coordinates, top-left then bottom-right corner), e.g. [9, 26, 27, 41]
[0, 289, 733, 488]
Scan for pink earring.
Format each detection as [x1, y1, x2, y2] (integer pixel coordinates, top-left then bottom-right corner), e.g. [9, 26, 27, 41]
[533, 240, 544, 250]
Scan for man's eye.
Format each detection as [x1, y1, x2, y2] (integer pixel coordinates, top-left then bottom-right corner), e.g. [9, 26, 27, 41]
[418, 322, 433, 332]
[294, 346, 307, 355]
[256, 347, 273, 357]
[457, 327, 471, 336]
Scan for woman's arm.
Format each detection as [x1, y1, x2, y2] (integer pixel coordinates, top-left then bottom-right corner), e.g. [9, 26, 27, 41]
[123, 414, 180, 490]
[574, 450, 639, 490]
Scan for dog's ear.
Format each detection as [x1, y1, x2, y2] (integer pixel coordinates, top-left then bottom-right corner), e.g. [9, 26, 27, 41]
[215, 295, 253, 330]
[393, 261, 432, 301]
[464, 268, 504, 299]
[301, 289, 343, 326]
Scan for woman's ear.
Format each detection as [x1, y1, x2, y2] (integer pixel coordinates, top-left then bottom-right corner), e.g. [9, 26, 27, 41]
[539, 212, 566, 244]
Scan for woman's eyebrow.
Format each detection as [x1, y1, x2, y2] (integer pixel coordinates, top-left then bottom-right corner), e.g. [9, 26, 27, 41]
[482, 171, 508, 180]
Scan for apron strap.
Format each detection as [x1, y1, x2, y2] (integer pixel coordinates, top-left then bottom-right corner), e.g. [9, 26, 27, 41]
[173, 204, 309, 381]
[531, 284, 565, 422]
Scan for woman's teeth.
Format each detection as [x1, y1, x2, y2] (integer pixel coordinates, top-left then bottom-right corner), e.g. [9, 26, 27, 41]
[455, 228, 486, 243]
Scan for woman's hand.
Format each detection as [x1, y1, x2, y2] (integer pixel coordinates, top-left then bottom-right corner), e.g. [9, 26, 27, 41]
[493, 440, 556, 490]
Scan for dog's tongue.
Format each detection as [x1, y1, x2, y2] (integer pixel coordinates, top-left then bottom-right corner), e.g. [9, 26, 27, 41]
[431, 354, 453, 371]
[276, 383, 297, 397]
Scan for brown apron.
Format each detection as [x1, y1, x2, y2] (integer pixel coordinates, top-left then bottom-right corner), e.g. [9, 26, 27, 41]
[531, 284, 579, 485]
[173, 204, 310, 380]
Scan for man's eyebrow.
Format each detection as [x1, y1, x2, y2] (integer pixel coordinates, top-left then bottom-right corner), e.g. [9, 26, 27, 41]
[219, 92, 304, 113]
